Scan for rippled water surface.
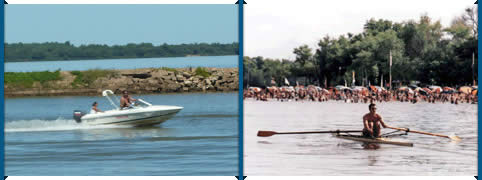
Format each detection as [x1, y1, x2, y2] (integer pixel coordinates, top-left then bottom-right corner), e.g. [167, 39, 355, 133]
[244, 100, 476, 175]
[6, 92, 238, 175]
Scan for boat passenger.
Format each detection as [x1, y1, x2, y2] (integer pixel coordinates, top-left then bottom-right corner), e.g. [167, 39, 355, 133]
[362, 103, 391, 138]
[120, 90, 137, 109]
[91, 101, 103, 113]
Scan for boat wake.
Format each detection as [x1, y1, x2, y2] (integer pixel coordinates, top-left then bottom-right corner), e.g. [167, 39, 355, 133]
[5, 118, 127, 133]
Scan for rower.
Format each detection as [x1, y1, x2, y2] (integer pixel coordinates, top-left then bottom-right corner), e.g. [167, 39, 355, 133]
[362, 103, 392, 138]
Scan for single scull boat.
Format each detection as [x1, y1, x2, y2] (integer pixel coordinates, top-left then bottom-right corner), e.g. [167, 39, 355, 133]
[257, 128, 460, 147]
[333, 133, 413, 147]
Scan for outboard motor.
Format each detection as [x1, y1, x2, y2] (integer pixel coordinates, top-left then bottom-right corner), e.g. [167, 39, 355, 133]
[73, 110, 86, 123]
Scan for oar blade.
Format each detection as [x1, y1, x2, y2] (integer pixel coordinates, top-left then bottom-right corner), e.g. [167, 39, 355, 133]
[449, 135, 462, 141]
[257, 131, 277, 137]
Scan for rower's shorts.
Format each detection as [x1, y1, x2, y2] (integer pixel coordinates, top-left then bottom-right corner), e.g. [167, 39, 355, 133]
[362, 128, 380, 138]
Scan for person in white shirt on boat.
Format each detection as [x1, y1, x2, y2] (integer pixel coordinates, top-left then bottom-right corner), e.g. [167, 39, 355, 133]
[120, 90, 137, 109]
[362, 103, 392, 138]
[91, 101, 103, 113]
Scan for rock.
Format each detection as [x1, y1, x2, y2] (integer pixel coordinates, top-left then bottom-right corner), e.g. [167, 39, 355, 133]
[159, 70, 169, 76]
[207, 85, 215, 91]
[193, 78, 200, 84]
[177, 76, 186, 82]
[152, 70, 169, 78]
[229, 83, 239, 90]
[163, 79, 175, 84]
[157, 78, 165, 84]
[167, 83, 182, 92]
[182, 72, 191, 78]
[204, 79, 212, 85]
[127, 79, 134, 85]
[5, 68, 240, 97]
[146, 86, 158, 91]
[147, 79, 158, 85]
[225, 76, 235, 83]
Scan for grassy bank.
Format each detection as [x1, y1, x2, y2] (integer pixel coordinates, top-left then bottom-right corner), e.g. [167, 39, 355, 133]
[195, 67, 211, 78]
[5, 70, 62, 88]
[70, 69, 118, 87]
[4, 67, 239, 97]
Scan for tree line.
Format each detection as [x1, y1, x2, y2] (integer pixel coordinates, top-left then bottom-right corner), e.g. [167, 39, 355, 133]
[244, 7, 478, 88]
[5, 42, 239, 62]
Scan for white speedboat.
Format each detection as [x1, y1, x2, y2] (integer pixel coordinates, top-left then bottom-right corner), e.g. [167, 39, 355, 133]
[74, 90, 183, 126]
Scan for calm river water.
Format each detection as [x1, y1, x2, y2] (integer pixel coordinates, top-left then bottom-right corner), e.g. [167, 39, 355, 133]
[244, 99, 476, 175]
[5, 55, 237, 72]
[6, 92, 238, 175]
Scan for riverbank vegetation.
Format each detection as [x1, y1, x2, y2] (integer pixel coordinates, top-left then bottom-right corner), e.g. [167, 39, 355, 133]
[195, 67, 211, 78]
[5, 42, 239, 62]
[4, 68, 238, 97]
[5, 70, 62, 88]
[70, 69, 118, 87]
[244, 7, 478, 88]
[159, 67, 178, 73]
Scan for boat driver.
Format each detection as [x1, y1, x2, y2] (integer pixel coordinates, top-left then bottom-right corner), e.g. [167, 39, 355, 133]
[362, 103, 391, 138]
[120, 90, 137, 109]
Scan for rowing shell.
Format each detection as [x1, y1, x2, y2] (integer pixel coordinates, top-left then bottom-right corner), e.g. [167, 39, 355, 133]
[334, 134, 414, 147]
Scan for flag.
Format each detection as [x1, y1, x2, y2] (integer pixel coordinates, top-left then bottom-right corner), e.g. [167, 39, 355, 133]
[472, 52, 475, 68]
[389, 50, 392, 67]
[352, 71, 355, 86]
[284, 78, 290, 86]
[380, 75, 383, 88]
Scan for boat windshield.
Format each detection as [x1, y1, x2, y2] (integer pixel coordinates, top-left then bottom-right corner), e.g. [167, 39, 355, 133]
[133, 99, 151, 108]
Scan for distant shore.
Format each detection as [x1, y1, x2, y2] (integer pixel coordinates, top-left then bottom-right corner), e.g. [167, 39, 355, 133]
[5, 42, 239, 62]
[5, 67, 238, 97]
[5, 54, 237, 63]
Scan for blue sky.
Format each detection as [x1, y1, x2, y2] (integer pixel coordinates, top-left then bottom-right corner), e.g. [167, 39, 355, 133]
[5, 5, 237, 46]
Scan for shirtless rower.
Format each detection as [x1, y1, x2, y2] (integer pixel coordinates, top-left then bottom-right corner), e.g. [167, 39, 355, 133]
[362, 103, 392, 138]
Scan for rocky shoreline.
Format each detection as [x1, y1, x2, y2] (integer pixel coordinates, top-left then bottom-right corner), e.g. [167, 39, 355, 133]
[5, 67, 238, 97]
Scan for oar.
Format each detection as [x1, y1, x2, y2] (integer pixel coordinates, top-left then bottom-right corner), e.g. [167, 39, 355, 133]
[257, 130, 363, 137]
[388, 127, 461, 141]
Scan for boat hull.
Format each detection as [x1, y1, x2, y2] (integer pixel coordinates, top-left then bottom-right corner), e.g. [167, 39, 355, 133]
[81, 105, 183, 126]
[334, 134, 413, 147]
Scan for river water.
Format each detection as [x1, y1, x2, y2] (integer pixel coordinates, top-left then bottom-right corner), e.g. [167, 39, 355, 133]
[5, 92, 238, 175]
[244, 99, 477, 175]
[5, 55, 237, 72]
